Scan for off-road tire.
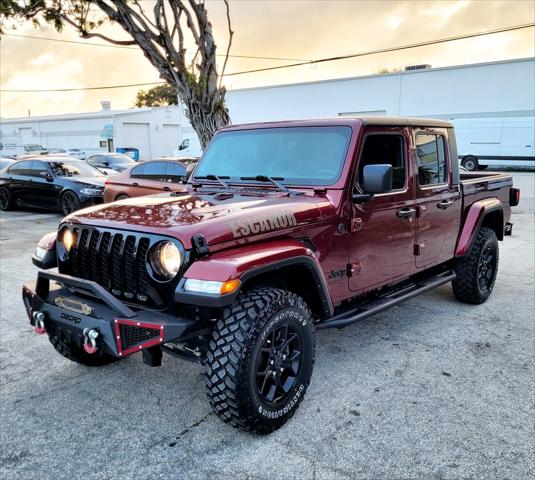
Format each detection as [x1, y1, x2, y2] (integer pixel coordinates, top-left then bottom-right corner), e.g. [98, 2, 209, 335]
[0, 187, 12, 211]
[47, 329, 117, 367]
[206, 288, 315, 434]
[452, 227, 499, 304]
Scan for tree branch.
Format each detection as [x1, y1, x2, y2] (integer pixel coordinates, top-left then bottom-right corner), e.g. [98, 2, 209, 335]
[219, 0, 233, 88]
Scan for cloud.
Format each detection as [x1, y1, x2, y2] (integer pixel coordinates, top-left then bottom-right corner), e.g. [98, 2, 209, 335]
[1, 0, 534, 117]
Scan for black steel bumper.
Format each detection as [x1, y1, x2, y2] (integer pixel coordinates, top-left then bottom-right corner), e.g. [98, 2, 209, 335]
[22, 271, 197, 358]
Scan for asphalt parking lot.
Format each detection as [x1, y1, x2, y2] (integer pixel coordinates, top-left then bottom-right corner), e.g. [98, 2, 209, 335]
[1, 171, 533, 480]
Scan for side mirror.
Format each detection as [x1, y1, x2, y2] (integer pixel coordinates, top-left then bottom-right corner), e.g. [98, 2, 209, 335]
[184, 163, 195, 182]
[40, 171, 53, 181]
[353, 164, 393, 203]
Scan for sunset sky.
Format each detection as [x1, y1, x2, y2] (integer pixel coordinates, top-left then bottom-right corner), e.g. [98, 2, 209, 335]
[1, 0, 534, 118]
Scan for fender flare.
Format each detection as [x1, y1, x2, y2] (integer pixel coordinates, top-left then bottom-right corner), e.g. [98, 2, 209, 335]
[455, 198, 503, 257]
[175, 240, 334, 317]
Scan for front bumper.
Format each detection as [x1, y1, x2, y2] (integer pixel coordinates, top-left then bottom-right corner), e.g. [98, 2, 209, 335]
[22, 271, 197, 358]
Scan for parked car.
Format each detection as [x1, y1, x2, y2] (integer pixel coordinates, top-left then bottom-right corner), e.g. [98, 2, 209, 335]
[47, 148, 87, 160]
[0, 143, 47, 158]
[25, 117, 519, 434]
[86, 153, 137, 173]
[103, 158, 191, 203]
[0, 158, 16, 171]
[0, 156, 105, 215]
[173, 136, 202, 157]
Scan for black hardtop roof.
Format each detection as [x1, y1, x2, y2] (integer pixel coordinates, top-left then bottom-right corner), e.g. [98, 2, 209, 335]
[222, 116, 453, 131]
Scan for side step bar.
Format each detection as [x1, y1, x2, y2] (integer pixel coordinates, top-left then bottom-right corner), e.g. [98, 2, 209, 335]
[317, 270, 456, 330]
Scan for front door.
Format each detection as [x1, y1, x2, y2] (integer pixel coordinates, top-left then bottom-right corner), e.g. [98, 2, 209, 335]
[348, 129, 417, 293]
[413, 130, 460, 268]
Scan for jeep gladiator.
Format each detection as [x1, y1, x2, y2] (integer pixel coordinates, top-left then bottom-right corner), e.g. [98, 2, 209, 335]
[23, 117, 520, 434]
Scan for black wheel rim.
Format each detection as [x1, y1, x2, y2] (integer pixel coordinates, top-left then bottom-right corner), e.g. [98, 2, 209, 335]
[62, 193, 76, 213]
[478, 245, 496, 291]
[256, 323, 303, 405]
[0, 190, 8, 209]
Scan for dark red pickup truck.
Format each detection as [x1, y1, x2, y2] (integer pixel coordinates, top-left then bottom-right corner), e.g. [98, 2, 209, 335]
[24, 117, 520, 434]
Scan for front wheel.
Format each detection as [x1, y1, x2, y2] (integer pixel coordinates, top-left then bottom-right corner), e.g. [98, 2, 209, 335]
[206, 288, 315, 434]
[452, 227, 499, 304]
[61, 191, 81, 215]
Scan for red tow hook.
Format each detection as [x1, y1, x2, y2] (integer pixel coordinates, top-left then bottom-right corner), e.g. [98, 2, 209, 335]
[83, 328, 99, 354]
[33, 311, 46, 334]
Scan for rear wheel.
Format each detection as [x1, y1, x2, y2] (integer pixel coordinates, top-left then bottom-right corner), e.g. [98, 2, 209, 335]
[452, 227, 499, 304]
[61, 191, 80, 215]
[116, 194, 129, 200]
[206, 288, 315, 434]
[0, 187, 12, 211]
[461, 155, 479, 171]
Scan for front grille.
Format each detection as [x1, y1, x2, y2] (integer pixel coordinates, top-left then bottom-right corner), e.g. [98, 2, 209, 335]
[59, 226, 177, 309]
[120, 323, 160, 350]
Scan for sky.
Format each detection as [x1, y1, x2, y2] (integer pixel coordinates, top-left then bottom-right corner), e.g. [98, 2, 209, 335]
[1, 0, 534, 118]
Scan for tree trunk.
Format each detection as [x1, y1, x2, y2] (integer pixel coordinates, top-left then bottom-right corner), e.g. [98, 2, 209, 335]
[182, 92, 231, 150]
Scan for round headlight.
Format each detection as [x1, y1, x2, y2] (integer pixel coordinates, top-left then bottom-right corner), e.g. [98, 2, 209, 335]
[149, 241, 181, 280]
[61, 229, 76, 252]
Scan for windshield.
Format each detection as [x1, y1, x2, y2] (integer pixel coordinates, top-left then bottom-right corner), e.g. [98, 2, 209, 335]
[49, 160, 104, 177]
[195, 126, 352, 186]
[26, 144, 44, 152]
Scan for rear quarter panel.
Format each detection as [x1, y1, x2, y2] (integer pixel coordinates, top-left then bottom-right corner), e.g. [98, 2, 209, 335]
[456, 172, 513, 255]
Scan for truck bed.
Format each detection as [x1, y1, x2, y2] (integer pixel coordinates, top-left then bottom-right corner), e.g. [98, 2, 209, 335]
[459, 171, 513, 222]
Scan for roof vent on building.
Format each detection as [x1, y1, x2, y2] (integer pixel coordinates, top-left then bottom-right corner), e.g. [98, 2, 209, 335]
[404, 64, 432, 71]
[101, 100, 111, 111]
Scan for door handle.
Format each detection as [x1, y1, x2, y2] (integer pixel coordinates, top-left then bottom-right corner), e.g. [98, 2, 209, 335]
[163, 186, 171, 191]
[437, 200, 454, 210]
[132, 182, 139, 187]
[396, 207, 416, 219]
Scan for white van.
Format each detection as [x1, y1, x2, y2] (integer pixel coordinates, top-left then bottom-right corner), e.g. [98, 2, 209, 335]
[173, 136, 202, 157]
[0, 143, 47, 158]
[453, 117, 535, 170]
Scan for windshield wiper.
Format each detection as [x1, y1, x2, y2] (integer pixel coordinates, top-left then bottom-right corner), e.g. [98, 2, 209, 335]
[193, 174, 230, 190]
[240, 175, 290, 194]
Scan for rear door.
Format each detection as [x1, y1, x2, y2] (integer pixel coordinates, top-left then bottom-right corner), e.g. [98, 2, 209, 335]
[5, 160, 33, 206]
[348, 128, 417, 293]
[130, 161, 167, 196]
[414, 130, 461, 268]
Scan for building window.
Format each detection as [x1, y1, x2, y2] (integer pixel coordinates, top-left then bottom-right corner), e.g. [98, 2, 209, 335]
[416, 134, 447, 186]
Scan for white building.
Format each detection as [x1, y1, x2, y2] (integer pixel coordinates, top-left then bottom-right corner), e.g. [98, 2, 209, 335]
[0, 101, 186, 160]
[226, 57, 534, 122]
[1, 57, 533, 160]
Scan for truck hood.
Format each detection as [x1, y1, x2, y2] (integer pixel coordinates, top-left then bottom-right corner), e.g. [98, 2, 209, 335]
[65, 190, 329, 249]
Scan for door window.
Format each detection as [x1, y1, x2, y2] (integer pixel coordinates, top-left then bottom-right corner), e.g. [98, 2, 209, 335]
[162, 162, 186, 182]
[416, 134, 448, 186]
[140, 162, 165, 181]
[30, 161, 50, 177]
[7, 161, 33, 176]
[357, 134, 406, 191]
[130, 164, 145, 178]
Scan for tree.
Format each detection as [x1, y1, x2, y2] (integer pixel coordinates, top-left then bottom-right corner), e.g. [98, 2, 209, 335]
[135, 84, 178, 108]
[1, 0, 233, 148]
